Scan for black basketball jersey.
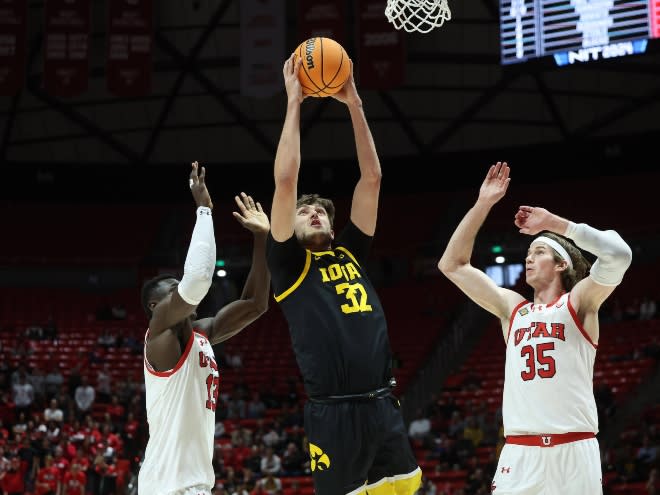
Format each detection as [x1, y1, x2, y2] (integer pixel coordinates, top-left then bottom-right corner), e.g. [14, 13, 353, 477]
[267, 222, 392, 397]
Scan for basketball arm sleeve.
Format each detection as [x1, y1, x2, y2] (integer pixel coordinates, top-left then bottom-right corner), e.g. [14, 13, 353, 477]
[564, 221, 632, 286]
[177, 206, 216, 305]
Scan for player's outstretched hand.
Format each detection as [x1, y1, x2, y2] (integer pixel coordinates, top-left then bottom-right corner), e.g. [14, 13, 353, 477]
[478, 161, 510, 206]
[189, 161, 213, 209]
[233, 193, 270, 234]
[515, 206, 557, 235]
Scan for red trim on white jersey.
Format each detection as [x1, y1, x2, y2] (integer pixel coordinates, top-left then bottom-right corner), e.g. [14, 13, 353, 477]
[144, 329, 195, 377]
[567, 293, 598, 349]
[507, 300, 529, 344]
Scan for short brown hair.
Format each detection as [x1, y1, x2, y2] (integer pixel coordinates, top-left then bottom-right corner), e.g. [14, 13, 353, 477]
[296, 194, 335, 227]
[539, 232, 591, 291]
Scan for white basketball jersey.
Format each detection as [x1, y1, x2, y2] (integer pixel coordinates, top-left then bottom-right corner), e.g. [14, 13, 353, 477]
[139, 330, 219, 495]
[503, 292, 598, 436]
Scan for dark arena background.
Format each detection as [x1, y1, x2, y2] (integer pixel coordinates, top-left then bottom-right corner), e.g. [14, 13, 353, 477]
[1, 1, 659, 494]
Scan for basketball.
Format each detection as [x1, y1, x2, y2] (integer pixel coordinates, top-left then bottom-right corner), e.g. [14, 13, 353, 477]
[293, 37, 351, 97]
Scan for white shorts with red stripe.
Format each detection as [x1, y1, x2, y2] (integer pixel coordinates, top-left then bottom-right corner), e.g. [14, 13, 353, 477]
[491, 433, 602, 495]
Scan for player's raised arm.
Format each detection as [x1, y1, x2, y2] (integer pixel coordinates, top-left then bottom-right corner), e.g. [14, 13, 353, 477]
[514, 205, 632, 317]
[332, 62, 382, 236]
[198, 193, 271, 345]
[148, 162, 216, 336]
[271, 54, 304, 242]
[438, 163, 525, 336]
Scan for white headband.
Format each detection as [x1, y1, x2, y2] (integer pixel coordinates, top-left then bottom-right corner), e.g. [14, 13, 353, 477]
[531, 236, 573, 270]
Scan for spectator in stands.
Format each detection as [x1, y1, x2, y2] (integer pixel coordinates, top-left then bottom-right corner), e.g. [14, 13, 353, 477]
[637, 435, 658, 466]
[97, 330, 117, 349]
[74, 375, 95, 419]
[418, 475, 437, 495]
[44, 398, 63, 423]
[10, 364, 30, 387]
[35, 454, 60, 495]
[31, 366, 46, 405]
[463, 416, 484, 448]
[640, 297, 657, 320]
[255, 471, 282, 495]
[260, 447, 281, 475]
[226, 391, 247, 420]
[95, 449, 118, 495]
[0, 446, 9, 472]
[68, 350, 89, 396]
[246, 392, 266, 419]
[447, 410, 464, 438]
[44, 364, 64, 398]
[465, 467, 489, 495]
[62, 461, 86, 495]
[438, 162, 633, 494]
[122, 331, 142, 354]
[96, 364, 112, 403]
[409, 408, 432, 442]
[0, 456, 25, 495]
[25, 322, 44, 340]
[231, 482, 250, 495]
[111, 303, 127, 320]
[281, 441, 305, 476]
[228, 351, 243, 369]
[262, 422, 282, 449]
[12, 374, 34, 418]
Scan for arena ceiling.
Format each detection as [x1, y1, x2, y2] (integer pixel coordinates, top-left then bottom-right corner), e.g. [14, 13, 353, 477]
[1, 0, 658, 200]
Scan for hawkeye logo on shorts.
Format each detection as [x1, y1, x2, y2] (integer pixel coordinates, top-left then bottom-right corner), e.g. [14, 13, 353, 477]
[309, 443, 331, 472]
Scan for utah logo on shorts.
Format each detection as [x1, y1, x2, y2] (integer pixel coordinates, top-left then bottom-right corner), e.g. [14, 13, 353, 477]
[309, 443, 331, 472]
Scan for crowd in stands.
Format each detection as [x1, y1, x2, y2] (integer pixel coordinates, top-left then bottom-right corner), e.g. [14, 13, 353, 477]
[0, 291, 658, 495]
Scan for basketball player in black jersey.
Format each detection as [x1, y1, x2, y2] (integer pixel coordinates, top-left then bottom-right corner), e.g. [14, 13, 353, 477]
[265, 54, 421, 495]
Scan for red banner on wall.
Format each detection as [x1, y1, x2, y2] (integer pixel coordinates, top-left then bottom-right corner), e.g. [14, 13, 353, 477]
[43, 0, 91, 97]
[107, 0, 152, 96]
[297, 0, 346, 47]
[356, 0, 405, 89]
[0, 0, 28, 95]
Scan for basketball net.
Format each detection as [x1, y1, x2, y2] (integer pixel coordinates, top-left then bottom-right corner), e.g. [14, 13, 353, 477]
[385, 0, 452, 33]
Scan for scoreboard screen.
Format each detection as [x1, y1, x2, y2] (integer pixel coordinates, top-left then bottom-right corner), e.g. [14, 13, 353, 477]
[500, 0, 660, 65]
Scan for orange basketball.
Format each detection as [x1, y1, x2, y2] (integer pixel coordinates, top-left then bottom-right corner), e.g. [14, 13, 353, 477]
[294, 37, 350, 97]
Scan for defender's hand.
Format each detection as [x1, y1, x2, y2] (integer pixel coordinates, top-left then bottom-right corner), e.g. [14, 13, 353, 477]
[283, 54, 304, 105]
[233, 192, 270, 234]
[189, 161, 213, 209]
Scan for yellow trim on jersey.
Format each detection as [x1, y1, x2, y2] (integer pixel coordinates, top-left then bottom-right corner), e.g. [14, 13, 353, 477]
[274, 249, 312, 302]
[311, 249, 335, 256]
[336, 246, 360, 268]
[365, 467, 422, 495]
